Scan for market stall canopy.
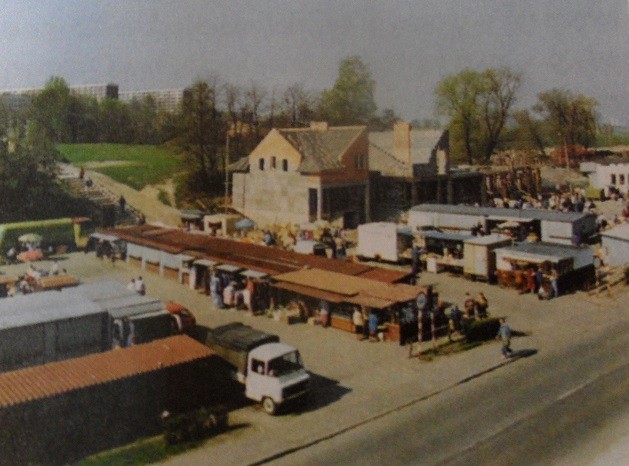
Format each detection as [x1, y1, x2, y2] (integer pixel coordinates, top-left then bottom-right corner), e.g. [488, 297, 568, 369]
[18, 233, 43, 244]
[193, 258, 219, 268]
[216, 264, 244, 273]
[234, 218, 255, 230]
[240, 269, 269, 279]
[89, 232, 121, 243]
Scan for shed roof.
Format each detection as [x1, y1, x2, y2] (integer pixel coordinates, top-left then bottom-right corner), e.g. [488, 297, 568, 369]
[600, 222, 629, 242]
[494, 242, 585, 262]
[0, 291, 105, 329]
[0, 335, 212, 409]
[411, 204, 593, 223]
[105, 225, 402, 283]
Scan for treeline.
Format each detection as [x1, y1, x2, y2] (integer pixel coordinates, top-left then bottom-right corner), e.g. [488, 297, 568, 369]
[435, 68, 601, 165]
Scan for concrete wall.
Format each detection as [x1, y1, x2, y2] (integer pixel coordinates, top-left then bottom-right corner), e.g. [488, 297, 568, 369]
[238, 170, 317, 226]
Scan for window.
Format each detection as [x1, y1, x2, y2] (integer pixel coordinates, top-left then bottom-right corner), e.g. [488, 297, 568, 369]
[611, 174, 616, 184]
[271, 156, 276, 169]
[620, 174, 625, 185]
[259, 158, 265, 171]
[251, 358, 265, 374]
[282, 159, 288, 171]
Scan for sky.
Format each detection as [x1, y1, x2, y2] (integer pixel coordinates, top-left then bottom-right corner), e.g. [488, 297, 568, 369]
[0, 0, 627, 124]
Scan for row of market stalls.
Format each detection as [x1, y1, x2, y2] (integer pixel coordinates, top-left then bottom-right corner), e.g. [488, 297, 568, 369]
[98, 225, 423, 341]
[415, 229, 596, 294]
[409, 203, 598, 246]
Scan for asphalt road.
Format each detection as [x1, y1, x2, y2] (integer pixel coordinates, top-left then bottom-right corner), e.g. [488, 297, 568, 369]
[270, 321, 629, 466]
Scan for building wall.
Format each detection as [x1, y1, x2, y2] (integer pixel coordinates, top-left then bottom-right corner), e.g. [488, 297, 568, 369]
[588, 163, 629, 194]
[238, 170, 316, 226]
[602, 236, 629, 266]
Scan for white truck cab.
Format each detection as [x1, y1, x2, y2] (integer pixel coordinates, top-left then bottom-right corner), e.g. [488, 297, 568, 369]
[246, 342, 310, 414]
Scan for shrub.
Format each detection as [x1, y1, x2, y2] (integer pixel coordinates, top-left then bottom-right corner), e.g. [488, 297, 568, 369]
[162, 406, 228, 445]
[465, 317, 500, 342]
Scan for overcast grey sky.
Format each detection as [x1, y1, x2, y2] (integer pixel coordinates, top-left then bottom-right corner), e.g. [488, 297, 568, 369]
[1, 0, 627, 124]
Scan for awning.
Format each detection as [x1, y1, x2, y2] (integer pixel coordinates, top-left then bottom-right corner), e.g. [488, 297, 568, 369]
[240, 269, 269, 279]
[216, 264, 244, 273]
[0, 275, 17, 285]
[487, 216, 534, 223]
[89, 232, 121, 242]
[271, 282, 345, 303]
[346, 294, 394, 309]
[193, 258, 219, 267]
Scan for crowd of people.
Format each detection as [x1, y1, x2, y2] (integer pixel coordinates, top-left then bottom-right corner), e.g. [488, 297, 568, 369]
[207, 268, 271, 316]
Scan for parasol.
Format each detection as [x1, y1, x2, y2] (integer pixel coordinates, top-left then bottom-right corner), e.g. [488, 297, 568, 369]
[18, 233, 43, 244]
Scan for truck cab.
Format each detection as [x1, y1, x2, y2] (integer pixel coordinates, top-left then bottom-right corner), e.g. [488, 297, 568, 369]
[246, 342, 310, 414]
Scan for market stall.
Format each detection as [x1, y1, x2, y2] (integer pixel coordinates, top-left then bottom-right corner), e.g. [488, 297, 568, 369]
[494, 242, 595, 295]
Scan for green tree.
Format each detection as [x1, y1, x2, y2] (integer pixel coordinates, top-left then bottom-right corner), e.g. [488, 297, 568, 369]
[533, 89, 598, 148]
[318, 56, 377, 125]
[435, 68, 521, 164]
[435, 69, 484, 164]
[30, 76, 74, 142]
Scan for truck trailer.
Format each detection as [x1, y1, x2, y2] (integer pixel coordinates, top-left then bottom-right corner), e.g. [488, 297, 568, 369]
[0, 281, 175, 372]
[205, 322, 310, 415]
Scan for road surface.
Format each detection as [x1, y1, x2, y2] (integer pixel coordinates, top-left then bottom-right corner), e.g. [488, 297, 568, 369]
[269, 321, 628, 466]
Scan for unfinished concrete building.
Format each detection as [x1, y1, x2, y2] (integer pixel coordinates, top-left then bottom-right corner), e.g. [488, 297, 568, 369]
[230, 123, 370, 228]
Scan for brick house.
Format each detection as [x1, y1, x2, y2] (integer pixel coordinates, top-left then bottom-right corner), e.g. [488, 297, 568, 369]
[230, 122, 370, 228]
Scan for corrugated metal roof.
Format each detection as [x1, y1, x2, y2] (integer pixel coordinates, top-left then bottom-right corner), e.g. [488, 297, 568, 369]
[411, 204, 593, 223]
[105, 225, 391, 281]
[0, 335, 212, 410]
[495, 242, 583, 261]
[419, 231, 474, 242]
[600, 222, 629, 241]
[0, 291, 105, 330]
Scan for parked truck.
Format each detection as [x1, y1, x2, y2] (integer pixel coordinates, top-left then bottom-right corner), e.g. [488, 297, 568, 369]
[205, 322, 310, 415]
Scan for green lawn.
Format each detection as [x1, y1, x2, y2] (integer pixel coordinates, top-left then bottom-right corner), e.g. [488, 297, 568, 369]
[57, 144, 182, 190]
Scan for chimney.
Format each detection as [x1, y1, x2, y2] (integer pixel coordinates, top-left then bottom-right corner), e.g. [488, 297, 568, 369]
[393, 121, 412, 166]
[310, 121, 329, 131]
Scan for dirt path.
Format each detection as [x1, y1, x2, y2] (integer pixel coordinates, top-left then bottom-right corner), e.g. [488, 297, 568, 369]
[62, 162, 182, 227]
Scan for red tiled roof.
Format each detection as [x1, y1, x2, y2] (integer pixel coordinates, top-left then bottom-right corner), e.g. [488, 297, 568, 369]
[0, 336, 212, 410]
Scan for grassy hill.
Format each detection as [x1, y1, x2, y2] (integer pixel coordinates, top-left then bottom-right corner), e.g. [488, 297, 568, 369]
[57, 144, 182, 190]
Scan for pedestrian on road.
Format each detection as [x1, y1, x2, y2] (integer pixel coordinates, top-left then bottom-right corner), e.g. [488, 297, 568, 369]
[496, 317, 513, 359]
[550, 267, 559, 298]
[135, 276, 146, 295]
[118, 195, 126, 213]
[368, 311, 379, 342]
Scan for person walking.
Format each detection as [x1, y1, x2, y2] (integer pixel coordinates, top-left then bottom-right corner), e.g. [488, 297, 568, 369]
[550, 267, 559, 298]
[135, 276, 146, 295]
[496, 317, 513, 359]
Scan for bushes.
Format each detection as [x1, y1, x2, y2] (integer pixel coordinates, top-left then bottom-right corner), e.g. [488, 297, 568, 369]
[162, 406, 228, 445]
[464, 317, 500, 342]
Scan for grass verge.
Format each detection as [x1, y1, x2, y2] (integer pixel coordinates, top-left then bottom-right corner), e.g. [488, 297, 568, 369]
[57, 144, 182, 190]
[75, 436, 203, 466]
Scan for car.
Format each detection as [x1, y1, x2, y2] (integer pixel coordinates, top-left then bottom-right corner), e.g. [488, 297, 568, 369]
[165, 301, 197, 333]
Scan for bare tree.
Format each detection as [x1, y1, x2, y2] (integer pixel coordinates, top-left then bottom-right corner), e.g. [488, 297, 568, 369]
[283, 83, 313, 127]
[244, 82, 267, 142]
[479, 68, 522, 161]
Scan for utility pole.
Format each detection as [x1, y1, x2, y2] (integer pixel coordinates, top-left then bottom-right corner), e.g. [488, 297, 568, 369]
[224, 132, 230, 214]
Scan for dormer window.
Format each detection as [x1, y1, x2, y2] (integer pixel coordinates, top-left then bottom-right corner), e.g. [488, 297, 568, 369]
[282, 159, 288, 172]
[271, 156, 277, 169]
[259, 158, 265, 171]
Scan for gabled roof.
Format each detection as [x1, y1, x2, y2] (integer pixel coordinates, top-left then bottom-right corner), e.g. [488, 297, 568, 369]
[278, 126, 366, 173]
[369, 129, 443, 177]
